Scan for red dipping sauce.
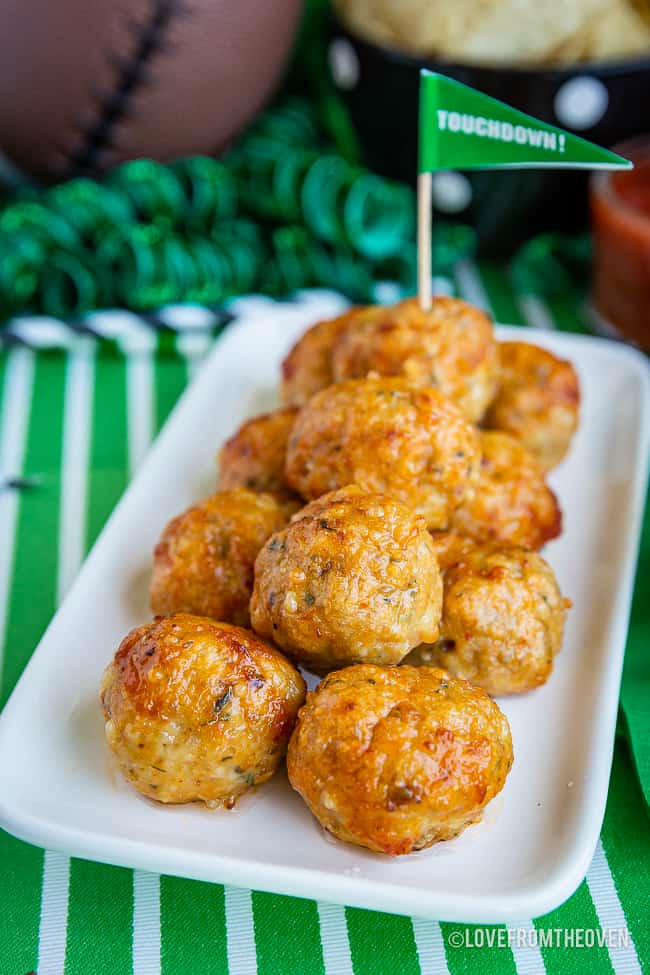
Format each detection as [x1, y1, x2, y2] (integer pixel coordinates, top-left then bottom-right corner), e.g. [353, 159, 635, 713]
[591, 138, 650, 352]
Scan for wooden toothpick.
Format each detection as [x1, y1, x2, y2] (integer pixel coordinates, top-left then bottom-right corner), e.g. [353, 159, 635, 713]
[417, 171, 432, 311]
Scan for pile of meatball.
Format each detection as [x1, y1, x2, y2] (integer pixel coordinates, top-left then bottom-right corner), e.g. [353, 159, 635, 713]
[101, 296, 578, 856]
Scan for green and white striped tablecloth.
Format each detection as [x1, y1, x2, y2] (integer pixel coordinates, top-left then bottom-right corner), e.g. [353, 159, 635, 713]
[0, 266, 648, 975]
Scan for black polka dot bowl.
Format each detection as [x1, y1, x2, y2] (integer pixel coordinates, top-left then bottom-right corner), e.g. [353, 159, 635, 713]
[327, 15, 650, 256]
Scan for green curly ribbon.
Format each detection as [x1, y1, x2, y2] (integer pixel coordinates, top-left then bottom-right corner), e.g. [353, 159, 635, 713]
[228, 138, 415, 261]
[0, 97, 478, 321]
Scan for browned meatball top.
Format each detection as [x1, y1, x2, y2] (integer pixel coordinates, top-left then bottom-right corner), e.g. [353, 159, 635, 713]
[150, 489, 294, 627]
[287, 664, 513, 855]
[406, 542, 569, 695]
[449, 431, 562, 550]
[218, 407, 299, 500]
[485, 341, 580, 471]
[331, 296, 498, 421]
[285, 377, 481, 529]
[101, 614, 305, 807]
[250, 486, 442, 674]
[281, 311, 361, 406]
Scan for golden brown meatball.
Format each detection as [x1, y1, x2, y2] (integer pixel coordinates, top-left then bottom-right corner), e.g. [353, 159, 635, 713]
[151, 489, 294, 627]
[449, 431, 561, 549]
[287, 664, 513, 855]
[484, 341, 580, 471]
[428, 530, 477, 572]
[251, 486, 442, 674]
[218, 407, 299, 500]
[281, 310, 363, 406]
[406, 543, 569, 695]
[285, 377, 481, 529]
[331, 297, 498, 422]
[100, 614, 306, 807]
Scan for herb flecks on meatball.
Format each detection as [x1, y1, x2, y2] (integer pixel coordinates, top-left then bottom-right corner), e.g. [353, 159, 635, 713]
[288, 664, 513, 855]
[331, 296, 498, 422]
[151, 489, 295, 626]
[251, 485, 442, 674]
[485, 341, 580, 472]
[450, 431, 561, 549]
[101, 614, 306, 807]
[218, 407, 300, 501]
[285, 377, 481, 530]
[406, 541, 569, 695]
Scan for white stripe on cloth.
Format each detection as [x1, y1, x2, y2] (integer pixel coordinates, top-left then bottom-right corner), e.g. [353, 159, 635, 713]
[37, 851, 71, 975]
[586, 841, 642, 975]
[127, 353, 154, 478]
[57, 341, 94, 603]
[0, 348, 34, 690]
[454, 260, 491, 311]
[176, 331, 213, 383]
[38, 342, 95, 975]
[124, 332, 161, 975]
[432, 276, 455, 297]
[90, 311, 156, 478]
[317, 902, 354, 975]
[133, 871, 161, 975]
[224, 886, 258, 975]
[507, 920, 546, 975]
[374, 281, 403, 305]
[518, 295, 556, 330]
[411, 917, 450, 975]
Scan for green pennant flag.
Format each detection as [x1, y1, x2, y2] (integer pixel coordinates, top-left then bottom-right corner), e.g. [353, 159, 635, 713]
[418, 70, 632, 172]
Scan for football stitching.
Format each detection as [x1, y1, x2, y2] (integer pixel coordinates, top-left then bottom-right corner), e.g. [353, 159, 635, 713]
[63, 0, 191, 178]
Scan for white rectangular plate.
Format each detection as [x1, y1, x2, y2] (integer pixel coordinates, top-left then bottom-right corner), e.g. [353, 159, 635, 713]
[0, 290, 648, 923]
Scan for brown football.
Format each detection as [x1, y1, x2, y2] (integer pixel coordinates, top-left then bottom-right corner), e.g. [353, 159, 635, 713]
[0, 0, 302, 184]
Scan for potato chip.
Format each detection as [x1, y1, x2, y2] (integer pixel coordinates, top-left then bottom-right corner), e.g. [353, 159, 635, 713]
[552, 0, 650, 63]
[444, 0, 608, 64]
[336, 0, 505, 56]
[334, 0, 650, 65]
